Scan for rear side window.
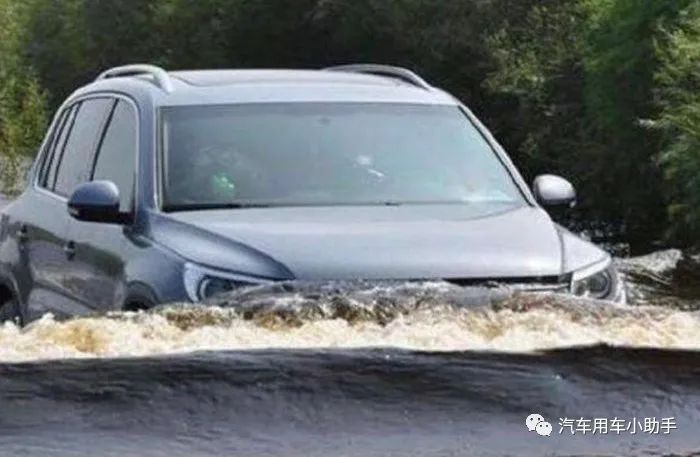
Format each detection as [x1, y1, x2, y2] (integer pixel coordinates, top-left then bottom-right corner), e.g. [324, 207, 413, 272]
[38, 108, 69, 181]
[42, 105, 78, 189]
[53, 98, 113, 196]
[92, 100, 138, 212]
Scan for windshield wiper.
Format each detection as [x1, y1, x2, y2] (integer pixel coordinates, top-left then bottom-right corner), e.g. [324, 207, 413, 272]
[163, 202, 275, 212]
[163, 200, 412, 212]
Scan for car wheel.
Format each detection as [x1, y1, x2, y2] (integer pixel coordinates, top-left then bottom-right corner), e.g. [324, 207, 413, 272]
[0, 296, 22, 325]
[124, 299, 154, 312]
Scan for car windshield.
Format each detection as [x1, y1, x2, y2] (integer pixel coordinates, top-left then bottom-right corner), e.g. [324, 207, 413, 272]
[160, 103, 526, 210]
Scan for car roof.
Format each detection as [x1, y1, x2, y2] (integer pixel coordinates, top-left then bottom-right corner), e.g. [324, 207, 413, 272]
[80, 66, 459, 107]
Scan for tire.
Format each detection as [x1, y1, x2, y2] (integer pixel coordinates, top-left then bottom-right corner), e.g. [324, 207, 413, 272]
[0, 297, 21, 325]
[124, 301, 151, 311]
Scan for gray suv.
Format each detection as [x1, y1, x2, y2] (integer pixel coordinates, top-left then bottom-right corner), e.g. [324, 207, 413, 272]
[0, 64, 625, 323]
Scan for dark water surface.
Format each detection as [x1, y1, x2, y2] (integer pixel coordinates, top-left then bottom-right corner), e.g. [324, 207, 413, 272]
[2, 347, 700, 457]
[0, 250, 698, 456]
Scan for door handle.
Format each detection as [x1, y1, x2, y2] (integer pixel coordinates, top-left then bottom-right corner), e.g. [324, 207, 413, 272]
[17, 225, 29, 243]
[63, 240, 76, 260]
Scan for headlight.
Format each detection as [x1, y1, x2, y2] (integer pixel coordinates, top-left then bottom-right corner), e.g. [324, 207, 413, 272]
[183, 263, 273, 301]
[570, 257, 622, 301]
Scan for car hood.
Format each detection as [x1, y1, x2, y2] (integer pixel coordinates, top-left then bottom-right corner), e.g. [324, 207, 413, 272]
[161, 204, 606, 280]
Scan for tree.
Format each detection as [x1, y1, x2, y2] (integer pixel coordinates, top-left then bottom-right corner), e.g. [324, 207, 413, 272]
[0, 0, 47, 194]
[582, 0, 692, 247]
[484, 0, 697, 249]
[655, 1, 700, 244]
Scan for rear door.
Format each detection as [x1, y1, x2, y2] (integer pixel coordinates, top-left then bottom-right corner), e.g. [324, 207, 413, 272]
[25, 97, 113, 318]
[65, 98, 139, 311]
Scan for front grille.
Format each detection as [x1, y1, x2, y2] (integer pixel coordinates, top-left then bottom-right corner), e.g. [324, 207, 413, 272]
[444, 275, 571, 294]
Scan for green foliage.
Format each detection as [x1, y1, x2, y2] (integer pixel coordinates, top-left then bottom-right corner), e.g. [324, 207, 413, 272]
[484, 1, 591, 177]
[580, 0, 692, 244]
[485, 0, 698, 247]
[655, 2, 700, 243]
[0, 0, 47, 194]
[23, 0, 157, 107]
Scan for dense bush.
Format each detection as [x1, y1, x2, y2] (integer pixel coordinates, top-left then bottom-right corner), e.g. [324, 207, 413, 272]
[655, 1, 700, 245]
[0, 0, 47, 194]
[0, 0, 697, 248]
[582, 0, 693, 246]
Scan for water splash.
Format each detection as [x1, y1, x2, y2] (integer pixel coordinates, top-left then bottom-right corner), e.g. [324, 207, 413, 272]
[619, 249, 700, 309]
[0, 289, 698, 363]
[0, 249, 697, 363]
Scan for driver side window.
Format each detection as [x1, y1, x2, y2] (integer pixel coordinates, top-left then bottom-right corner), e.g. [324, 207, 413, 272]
[52, 98, 113, 197]
[91, 100, 138, 212]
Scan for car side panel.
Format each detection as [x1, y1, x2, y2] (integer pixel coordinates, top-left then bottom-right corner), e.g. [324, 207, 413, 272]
[65, 221, 128, 311]
[122, 232, 188, 306]
[64, 223, 186, 312]
[0, 190, 78, 320]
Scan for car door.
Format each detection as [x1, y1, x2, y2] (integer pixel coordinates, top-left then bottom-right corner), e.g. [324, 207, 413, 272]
[64, 98, 139, 311]
[26, 97, 113, 318]
[14, 104, 76, 321]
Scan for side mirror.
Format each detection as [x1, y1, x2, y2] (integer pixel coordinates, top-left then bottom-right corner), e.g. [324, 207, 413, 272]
[67, 180, 129, 224]
[532, 174, 576, 208]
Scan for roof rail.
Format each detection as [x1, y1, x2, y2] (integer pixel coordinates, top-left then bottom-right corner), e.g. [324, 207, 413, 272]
[324, 64, 432, 90]
[96, 64, 174, 93]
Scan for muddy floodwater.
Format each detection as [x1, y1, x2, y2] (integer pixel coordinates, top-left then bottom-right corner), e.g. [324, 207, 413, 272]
[0, 249, 698, 456]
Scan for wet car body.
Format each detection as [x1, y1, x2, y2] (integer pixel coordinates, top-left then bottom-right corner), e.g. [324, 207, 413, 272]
[0, 64, 624, 323]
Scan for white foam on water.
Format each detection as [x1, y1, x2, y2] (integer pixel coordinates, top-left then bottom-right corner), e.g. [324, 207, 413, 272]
[1, 297, 700, 363]
[621, 249, 684, 274]
[0, 248, 696, 363]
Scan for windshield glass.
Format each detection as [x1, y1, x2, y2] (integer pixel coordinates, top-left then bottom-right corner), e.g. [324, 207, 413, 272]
[160, 103, 525, 210]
